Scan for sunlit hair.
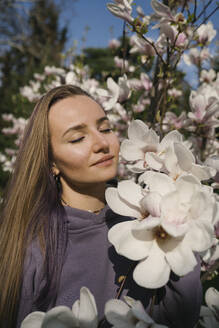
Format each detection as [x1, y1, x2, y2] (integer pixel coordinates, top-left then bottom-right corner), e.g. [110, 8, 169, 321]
[0, 85, 93, 327]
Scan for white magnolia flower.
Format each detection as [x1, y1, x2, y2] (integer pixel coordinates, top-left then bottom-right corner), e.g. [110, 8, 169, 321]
[199, 288, 219, 328]
[196, 22, 217, 44]
[145, 133, 216, 181]
[21, 287, 98, 328]
[120, 120, 159, 173]
[105, 296, 168, 328]
[107, 0, 134, 24]
[200, 69, 216, 84]
[106, 172, 215, 288]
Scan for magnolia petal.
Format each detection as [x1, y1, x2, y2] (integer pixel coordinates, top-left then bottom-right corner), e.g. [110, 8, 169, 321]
[104, 299, 133, 328]
[175, 174, 200, 202]
[165, 242, 197, 276]
[145, 152, 163, 170]
[107, 77, 120, 96]
[105, 187, 142, 219]
[161, 221, 188, 238]
[140, 193, 161, 217]
[78, 287, 98, 328]
[128, 120, 149, 141]
[42, 306, 76, 328]
[174, 142, 194, 172]
[139, 171, 175, 196]
[72, 300, 79, 324]
[205, 288, 219, 314]
[190, 191, 213, 222]
[108, 220, 153, 260]
[120, 139, 144, 161]
[190, 163, 216, 181]
[163, 145, 178, 174]
[160, 191, 187, 226]
[21, 312, 45, 328]
[146, 129, 160, 147]
[160, 130, 183, 148]
[185, 220, 214, 252]
[117, 180, 143, 208]
[96, 88, 108, 97]
[130, 300, 154, 323]
[151, 0, 173, 18]
[127, 160, 146, 173]
[133, 243, 170, 288]
[136, 322, 149, 328]
[132, 216, 161, 231]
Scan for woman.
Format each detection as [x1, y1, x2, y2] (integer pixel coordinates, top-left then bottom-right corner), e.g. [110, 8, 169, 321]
[0, 85, 202, 328]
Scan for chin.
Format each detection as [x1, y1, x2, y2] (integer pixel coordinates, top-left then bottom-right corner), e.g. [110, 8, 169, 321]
[93, 168, 118, 183]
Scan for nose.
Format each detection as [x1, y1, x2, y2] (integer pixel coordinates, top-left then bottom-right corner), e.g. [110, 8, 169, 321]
[92, 130, 110, 153]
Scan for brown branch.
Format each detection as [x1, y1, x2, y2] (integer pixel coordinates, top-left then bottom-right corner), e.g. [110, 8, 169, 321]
[132, 26, 166, 66]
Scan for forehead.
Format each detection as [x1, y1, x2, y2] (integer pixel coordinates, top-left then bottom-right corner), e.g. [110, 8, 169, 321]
[48, 95, 106, 134]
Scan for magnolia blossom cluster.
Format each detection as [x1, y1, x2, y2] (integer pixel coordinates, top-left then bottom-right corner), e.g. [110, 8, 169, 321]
[105, 120, 219, 289]
[21, 287, 167, 328]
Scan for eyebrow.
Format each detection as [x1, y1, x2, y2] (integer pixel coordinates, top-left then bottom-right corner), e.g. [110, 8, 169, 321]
[62, 116, 109, 138]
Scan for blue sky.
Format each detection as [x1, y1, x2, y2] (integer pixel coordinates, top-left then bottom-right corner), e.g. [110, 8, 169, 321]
[60, 0, 219, 88]
[61, 0, 219, 51]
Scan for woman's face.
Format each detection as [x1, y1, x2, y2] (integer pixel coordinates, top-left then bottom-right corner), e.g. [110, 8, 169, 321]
[48, 95, 120, 189]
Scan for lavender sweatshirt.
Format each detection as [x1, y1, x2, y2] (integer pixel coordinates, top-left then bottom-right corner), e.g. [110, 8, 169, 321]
[17, 205, 202, 327]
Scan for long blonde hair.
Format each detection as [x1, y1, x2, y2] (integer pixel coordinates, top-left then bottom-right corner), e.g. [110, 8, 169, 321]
[0, 85, 91, 327]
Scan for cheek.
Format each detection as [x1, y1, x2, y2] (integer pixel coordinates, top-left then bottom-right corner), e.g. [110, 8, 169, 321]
[53, 146, 89, 171]
[111, 135, 120, 156]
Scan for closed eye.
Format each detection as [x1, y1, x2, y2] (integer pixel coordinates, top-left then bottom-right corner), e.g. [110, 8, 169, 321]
[69, 136, 85, 143]
[100, 128, 112, 133]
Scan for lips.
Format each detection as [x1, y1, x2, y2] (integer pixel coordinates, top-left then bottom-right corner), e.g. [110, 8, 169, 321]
[92, 155, 114, 166]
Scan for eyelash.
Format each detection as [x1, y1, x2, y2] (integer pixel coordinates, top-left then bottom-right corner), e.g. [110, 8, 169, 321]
[69, 128, 112, 144]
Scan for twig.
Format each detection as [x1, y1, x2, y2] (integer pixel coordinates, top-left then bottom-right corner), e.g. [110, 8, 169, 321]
[195, 0, 214, 22]
[199, 6, 219, 30]
[193, 0, 198, 22]
[149, 292, 156, 317]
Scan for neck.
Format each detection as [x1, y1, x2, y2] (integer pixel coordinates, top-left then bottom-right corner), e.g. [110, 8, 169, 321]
[60, 179, 106, 212]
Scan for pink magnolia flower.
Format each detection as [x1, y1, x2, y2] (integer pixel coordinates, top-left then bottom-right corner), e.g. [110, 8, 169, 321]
[160, 23, 188, 48]
[188, 91, 219, 127]
[162, 111, 190, 131]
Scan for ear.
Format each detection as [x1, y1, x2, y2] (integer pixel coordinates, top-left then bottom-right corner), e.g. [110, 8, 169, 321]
[52, 162, 60, 176]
